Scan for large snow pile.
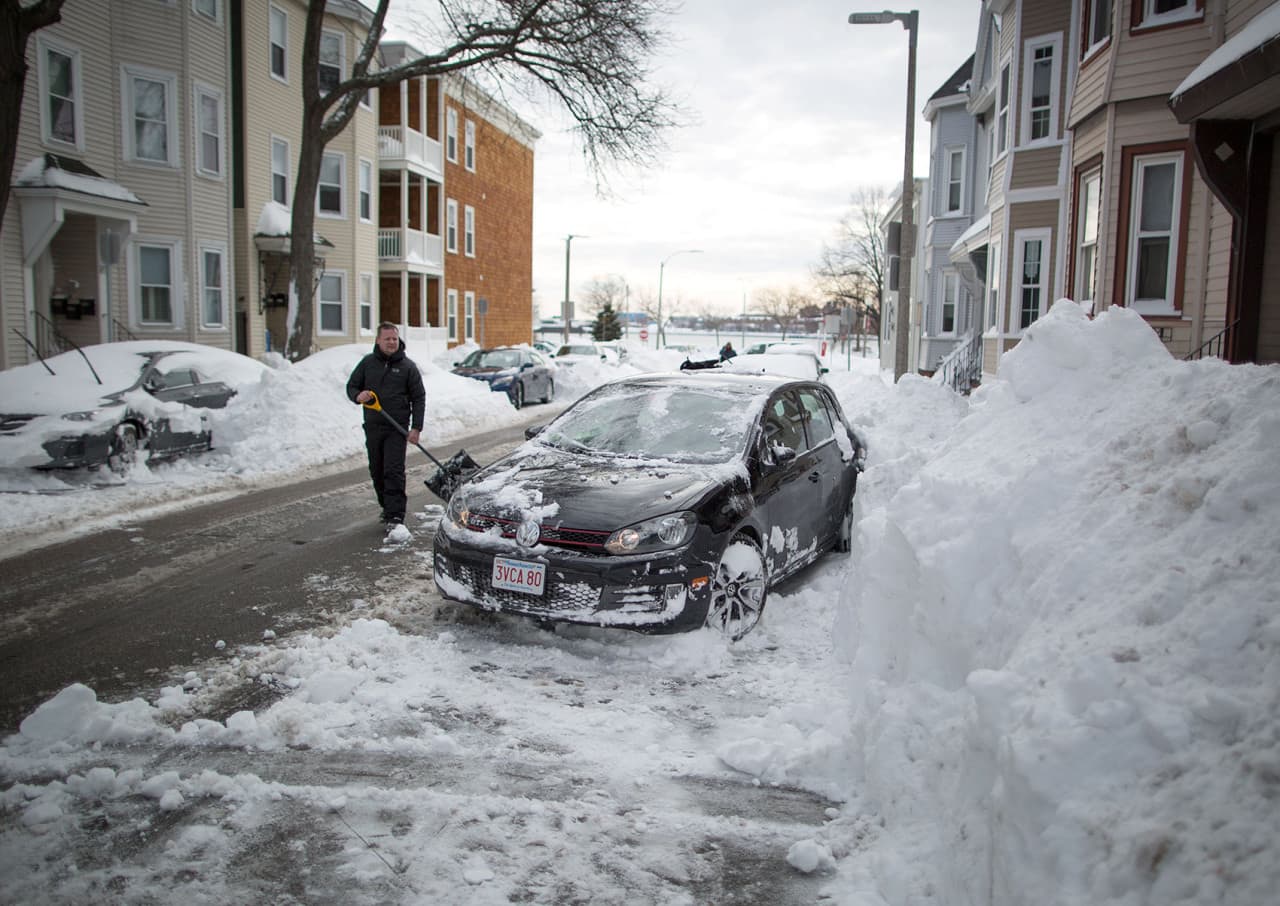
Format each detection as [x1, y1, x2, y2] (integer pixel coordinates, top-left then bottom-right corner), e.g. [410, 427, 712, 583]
[832, 300, 1280, 903]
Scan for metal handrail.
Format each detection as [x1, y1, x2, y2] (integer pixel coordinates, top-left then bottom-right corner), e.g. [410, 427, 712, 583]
[1185, 320, 1237, 361]
[934, 331, 983, 394]
[30, 310, 102, 384]
[113, 318, 138, 341]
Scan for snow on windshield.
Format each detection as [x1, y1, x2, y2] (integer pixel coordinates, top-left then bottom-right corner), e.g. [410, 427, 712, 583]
[465, 349, 521, 369]
[540, 382, 761, 463]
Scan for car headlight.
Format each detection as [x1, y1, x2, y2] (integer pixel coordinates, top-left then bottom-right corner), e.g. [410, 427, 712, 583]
[446, 493, 470, 531]
[63, 409, 103, 422]
[604, 511, 697, 555]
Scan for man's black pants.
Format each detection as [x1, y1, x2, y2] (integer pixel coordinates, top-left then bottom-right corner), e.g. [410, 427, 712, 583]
[364, 423, 408, 520]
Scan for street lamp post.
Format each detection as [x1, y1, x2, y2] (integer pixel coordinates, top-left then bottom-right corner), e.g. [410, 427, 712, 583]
[656, 248, 702, 348]
[848, 9, 917, 382]
[562, 234, 587, 346]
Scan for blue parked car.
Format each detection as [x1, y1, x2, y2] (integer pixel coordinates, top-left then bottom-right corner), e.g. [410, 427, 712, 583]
[451, 347, 555, 410]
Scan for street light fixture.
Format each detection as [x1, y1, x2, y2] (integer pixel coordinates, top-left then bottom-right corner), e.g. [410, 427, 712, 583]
[848, 8, 917, 381]
[562, 234, 588, 346]
[656, 248, 702, 348]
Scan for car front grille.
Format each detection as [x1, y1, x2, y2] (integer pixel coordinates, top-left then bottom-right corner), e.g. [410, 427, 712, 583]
[466, 512, 611, 553]
[440, 558, 603, 613]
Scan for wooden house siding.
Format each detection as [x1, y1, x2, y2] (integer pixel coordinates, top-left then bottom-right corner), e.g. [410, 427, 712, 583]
[1010, 145, 1062, 189]
[1019, 0, 1070, 42]
[1069, 43, 1110, 127]
[1226, 0, 1275, 30]
[1110, 6, 1214, 102]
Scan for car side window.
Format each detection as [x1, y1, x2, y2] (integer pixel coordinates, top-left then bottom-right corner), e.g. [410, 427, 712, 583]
[762, 392, 806, 459]
[152, 368, 198, 390]
[797, 388, 835, 448]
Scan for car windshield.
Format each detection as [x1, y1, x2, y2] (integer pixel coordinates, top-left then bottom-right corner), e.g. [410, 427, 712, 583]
[462, 349, 521, 368]
[557, 345, 598, 357]
[538, 382, 758, 463]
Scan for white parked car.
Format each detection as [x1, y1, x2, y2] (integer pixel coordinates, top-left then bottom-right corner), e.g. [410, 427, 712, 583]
[555, 343, 619, 366]
[718, 351, 828, 382]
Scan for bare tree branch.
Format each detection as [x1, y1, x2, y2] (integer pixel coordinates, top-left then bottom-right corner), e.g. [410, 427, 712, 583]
[812, 186, 889, 336]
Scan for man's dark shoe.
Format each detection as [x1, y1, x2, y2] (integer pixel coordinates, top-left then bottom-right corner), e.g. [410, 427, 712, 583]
[379, 510, 391, 523]
[386, 515, 404, 526]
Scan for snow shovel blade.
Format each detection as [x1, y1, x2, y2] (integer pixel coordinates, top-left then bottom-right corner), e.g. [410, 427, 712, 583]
[424, 449, 481, 502]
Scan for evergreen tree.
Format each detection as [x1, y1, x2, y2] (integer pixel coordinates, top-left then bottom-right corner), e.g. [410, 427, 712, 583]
[593, 303, 623, 341]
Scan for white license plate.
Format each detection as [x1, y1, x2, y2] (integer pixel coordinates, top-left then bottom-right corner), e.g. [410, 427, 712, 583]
[491, 557, 546, 596]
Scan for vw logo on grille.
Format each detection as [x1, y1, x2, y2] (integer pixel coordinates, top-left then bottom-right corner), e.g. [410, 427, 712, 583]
[516, 519, 541, 548]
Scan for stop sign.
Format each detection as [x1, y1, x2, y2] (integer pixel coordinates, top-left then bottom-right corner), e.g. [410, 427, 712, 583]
[639, 328, 649, 341]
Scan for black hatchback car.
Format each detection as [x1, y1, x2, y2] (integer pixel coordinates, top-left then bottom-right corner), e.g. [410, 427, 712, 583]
[433, 372, 865, 639]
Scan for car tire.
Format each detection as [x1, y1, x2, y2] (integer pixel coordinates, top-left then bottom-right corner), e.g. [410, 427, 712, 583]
[706, 535, 768, 641]
[541, 378, 554, 404]
[836, 486, 856, 553]
[108, 423, 140, 476]
[511, 382, 524, 410]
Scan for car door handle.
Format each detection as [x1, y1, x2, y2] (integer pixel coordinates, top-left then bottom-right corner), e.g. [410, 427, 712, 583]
[808, 471, 821, 482]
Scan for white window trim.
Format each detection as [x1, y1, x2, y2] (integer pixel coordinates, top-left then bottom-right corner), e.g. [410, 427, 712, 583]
[447, 288, 459, 340]
[995, 54, 1012, 161]
[268, 3, 288, 83]
[944, 146, 965, 214]
[939, 271, 959, 337]
[464, 204, 475, 257]
[270, 135, 290, 207]
[36, 36, 84, 152]
[1075, 169, 1102, 313]
[359, 272, 375, 335]
[464, 290, 476, 341]
[193, 82, 225, 180]
[1012, 228, 1051, 335]
[446, 198, 459, 253]
[317, 270, 347, 335]
[199, 244, 228, 329]
[122, 65, 179, 167]
[358, 157, 374, 223]
[986, 239, 1002, 336]
[1084, 0, 1113, 57]
[464, 119, 476, 172]
[446, 108, 459, 163]
[1136, 0, 1199, 30]
[1020, 34, 1062, 147]
[1125, 151, 1184, 316]
[317, 150, 346, 219]
[193, 0, 220, 23]
[318, 28, 344, 95]
[132, 238, 184, 329]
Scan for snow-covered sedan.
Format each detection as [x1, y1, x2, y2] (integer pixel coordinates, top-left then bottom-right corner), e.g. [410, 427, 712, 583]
[451, 346, 555, 409]
[433, 371, 866, 640]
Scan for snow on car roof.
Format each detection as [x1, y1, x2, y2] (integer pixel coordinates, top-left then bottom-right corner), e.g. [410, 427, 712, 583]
[717, 352, 821, 381]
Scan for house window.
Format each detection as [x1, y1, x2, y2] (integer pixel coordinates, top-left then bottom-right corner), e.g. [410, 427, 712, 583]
[464, 120, 476, 171]
[317, 151, 345, 217]
[987, 240, 1002, 333]
[1075, 169, 1102, 311]
[1134, 0, 1200, 30]
[1015, 230, 1050, 331]
[464, 205, 475, 257]
[40, 41, 81, 148]
[195, 85, 224, 178]
[997, 60, 1010, 155]
[193, 0, 218, 21]
[319, 30, 342, 95]
[358, 159, 372, 222]
[446, 198, 458, 253]
[446, 108, 458, 162]
[1126, 152, 1183, 312]
[201, 248, 225, 327]
[945, 147, 964, 212]
[464, 291, 475, 341]
[271, 136, 290, 206]
[318, 272, 345, 333]
[447, 288, 458, 339]
[359, 273, 374, 333]
[941, 272, 958, 334]
[125, 68, 177, 165]
[269, 5, 287, 81]
[1022, 37, 1060, 144]
[138, 244, 175, 325]
[1083, 0, 1113, 53]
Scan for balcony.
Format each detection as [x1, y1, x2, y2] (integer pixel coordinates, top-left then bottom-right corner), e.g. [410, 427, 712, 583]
[378, 126, 443, 178]
[378, 227, 443, 270]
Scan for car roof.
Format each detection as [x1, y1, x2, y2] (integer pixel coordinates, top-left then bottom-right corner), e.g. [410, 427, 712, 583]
[602, 369, 809, 396]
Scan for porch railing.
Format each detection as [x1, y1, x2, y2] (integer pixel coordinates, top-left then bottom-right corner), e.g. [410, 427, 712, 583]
[377, 126, 443, 174]
[113, 318, 138, 341]
[934, 331, 983, 395]
[378, 227, 443, 268]
[31, 310, 73, 359]
[1185, 320, 1238, 361]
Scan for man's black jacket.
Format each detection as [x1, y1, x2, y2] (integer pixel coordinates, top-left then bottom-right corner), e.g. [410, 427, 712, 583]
[346, 339, 426, 431]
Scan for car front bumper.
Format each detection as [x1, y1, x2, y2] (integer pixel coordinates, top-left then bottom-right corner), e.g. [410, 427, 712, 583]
[432, 525, 720, 633]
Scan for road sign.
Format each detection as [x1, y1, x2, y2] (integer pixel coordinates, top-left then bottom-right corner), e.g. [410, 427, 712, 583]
[639, 329, 649, 341]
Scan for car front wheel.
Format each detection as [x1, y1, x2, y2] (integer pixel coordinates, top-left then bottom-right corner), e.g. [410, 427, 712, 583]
[706, 535, 768, 641]
[541, 378, 554, 404]
[510, 382, 524, 410]
[108, 423, 140, 476]
[836, 487, 856, 553]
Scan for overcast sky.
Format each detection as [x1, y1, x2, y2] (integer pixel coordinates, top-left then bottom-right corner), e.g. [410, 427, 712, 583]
[527, 0, 981, 319]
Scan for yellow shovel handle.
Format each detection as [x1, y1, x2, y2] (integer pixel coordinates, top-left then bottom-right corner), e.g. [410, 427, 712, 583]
[362, 390, 382, 411]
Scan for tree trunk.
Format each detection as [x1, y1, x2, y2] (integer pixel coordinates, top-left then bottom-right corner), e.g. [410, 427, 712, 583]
[284, 102, 327, 361]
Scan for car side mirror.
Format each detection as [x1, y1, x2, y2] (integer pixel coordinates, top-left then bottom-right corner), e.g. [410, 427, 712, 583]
[521, 362, 533, 371]
[524, 424, 546, 439]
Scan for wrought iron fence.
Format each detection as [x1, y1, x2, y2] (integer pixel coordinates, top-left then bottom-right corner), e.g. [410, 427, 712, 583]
[934, 331, 983, 395]
[1184, 320, 1237, 361]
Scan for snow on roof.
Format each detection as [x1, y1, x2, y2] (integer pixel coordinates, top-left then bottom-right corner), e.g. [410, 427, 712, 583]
[255, 201, 292, 237]
[950, 212, 991, 258]
[14, 154, 145, 206]
[1173, 1, 1280, 98]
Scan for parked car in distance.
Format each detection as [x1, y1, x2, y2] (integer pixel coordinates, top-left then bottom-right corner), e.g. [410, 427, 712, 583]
[0, 341, 258, 474]
[451, 347, 555, 409]
[554, 342, 619, 366]
[531, 340, 558, 358]
[597, 341, 629, 363]
[433, 371, 866, 640]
